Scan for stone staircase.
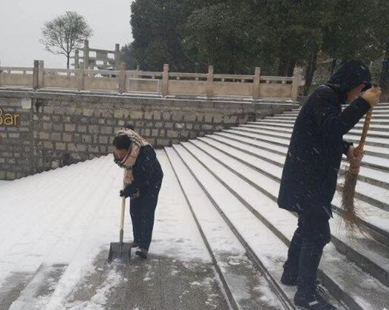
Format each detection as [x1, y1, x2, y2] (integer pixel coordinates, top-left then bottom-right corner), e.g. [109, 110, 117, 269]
[165, 103, 389, 310]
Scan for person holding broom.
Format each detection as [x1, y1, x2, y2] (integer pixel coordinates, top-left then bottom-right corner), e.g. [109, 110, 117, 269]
[277, 60, 381, 310]
[113, 124, 163, 259]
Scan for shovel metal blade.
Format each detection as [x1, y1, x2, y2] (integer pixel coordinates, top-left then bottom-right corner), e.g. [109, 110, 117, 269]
[108, 242, 131, 263]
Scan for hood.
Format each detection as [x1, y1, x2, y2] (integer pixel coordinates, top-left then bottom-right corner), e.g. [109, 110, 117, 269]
[327, 60, 372, 99]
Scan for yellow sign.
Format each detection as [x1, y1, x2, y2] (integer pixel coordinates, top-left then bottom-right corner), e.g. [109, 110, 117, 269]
[0, 108, 20, 126]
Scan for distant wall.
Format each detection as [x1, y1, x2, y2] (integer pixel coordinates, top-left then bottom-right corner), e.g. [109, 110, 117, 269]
[0, 90, 297, 180]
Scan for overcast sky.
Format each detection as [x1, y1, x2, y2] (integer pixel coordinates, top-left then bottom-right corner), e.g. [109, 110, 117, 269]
[0, 0, 134, 68]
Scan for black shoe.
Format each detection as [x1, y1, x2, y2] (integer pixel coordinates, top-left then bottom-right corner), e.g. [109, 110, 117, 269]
[294, 292, 337, 310]
[135, 248, 148, 259]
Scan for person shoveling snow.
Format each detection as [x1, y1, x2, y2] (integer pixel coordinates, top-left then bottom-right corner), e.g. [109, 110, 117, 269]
[112, 124, 164, 260]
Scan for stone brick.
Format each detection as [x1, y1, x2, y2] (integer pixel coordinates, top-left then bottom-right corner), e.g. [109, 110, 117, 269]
[130, 111, 143, 119]
[39, 132, 49, 140]
[53, 124, 63, 131]
[167, 130, 179, 138]
[155, 122, 163, 128]
[118, 120, 125, 126]
[175, 123, 185, 129]
[180, 131, 189, 138]
[0, 158, 5, 164]
[100, 146, 107, 153]
[99, 136, 109, 144]
[213, 116, 222, 123]
[114, 110, 124, 119]
[52, 116, 61, 123]
[164, 122, 173, 129]
[63, 133, 73, 142]
[172, 113, 184, 122]
[77, 145, 87, 152]
[83, 109, 94, 117]
[144, 112, 153, 120]
[44, 141, 54, 148]
[78, 125, 87, 133]
[42, 122, 52, 131]
[6, 172, 16, 179]
[184, 114, 196, 122]
[144, 129, 151, 137]
[98, 119, 105, 125]
[65, 124, 76, 132]
[204, 115, 213, 123]
[88, 145, 99, 153]
[153, 112, 162, 120]
[8, 133, 20, 139]
[51, 133, 62, 142]
[89, 125, 99, 134]
[194, 124, 201, 130]
[106, 119, 117, 126]
[152, 129, 159, 137]
[202, 124, 213, 130]
[56, 143, 66, 151]
[156, 139, 170, 146]
[162, 112, 171, 120]
[80, 117, 89, 124]
[82, 135, 92, 143]
[100, 126, 112, 135]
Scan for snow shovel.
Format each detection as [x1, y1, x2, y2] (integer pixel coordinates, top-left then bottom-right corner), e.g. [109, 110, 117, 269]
[108, 197, 131, 263]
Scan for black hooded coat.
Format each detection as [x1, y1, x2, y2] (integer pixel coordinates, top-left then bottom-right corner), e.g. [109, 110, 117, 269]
[277, 61, 372, 219]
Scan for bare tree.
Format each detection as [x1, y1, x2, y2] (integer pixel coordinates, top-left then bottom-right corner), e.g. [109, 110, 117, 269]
[40, 11, 93, 68]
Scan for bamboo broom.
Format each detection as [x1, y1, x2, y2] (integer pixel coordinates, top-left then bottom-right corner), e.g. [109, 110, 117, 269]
[341, 108, 373, 232]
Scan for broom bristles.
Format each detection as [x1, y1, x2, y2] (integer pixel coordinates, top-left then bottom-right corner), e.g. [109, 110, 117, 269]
[341, 169, 366, 234]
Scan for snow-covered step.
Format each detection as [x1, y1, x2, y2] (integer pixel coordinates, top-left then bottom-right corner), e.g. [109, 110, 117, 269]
[190, 138, 389, 287]
[204, 133, 389, 244]
[251, 120, 389, 133]
[171, 144, 344, 310]
[269, 117, 389, 127]
[206, 133, 389, 192]
[178, 141, 389, 310]
[243, 123, 389, 140]
[233, 126, 389, 149]
[166, 147, 290, 310]
[223, 129, 389, 173]
[241, 123, 389, 159]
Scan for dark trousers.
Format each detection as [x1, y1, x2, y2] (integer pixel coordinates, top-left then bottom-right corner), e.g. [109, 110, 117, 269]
[130, 190, 160, 251]
[284, 214, 331, 296]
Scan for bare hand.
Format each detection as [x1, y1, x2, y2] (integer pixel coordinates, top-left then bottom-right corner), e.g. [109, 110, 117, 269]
[362, 86, 382, 107]
[347, 146, 363, 167]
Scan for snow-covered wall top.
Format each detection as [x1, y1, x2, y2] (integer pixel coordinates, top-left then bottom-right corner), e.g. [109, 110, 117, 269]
[0, 90, 297, 180]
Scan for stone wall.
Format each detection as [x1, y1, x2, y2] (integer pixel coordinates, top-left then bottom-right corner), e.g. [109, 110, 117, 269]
[0, 90, 297, 180]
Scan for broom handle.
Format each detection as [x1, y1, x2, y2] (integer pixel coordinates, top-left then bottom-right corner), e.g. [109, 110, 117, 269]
[349, 108, 372, 174]
[357, 108, 373, 152]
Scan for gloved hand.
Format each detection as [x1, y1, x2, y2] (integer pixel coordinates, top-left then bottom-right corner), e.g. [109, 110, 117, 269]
[362, 86, 382, 107]
[119, 187, 140, 199]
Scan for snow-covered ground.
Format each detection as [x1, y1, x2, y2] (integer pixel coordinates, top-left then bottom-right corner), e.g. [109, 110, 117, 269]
[0, 152, 213, 309]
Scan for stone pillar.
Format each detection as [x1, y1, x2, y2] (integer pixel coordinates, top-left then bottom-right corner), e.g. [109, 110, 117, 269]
[75, 50, 80, 69]
[206, 65, 214, 98]
[162, 64, 169, 97]
[114, 43, 120, 70]
[291, 67, 302, 101]
[253, 67, 261, 99]
[118, 62, 127, 94]
[33, 60, 39, 90]
[38, 61, 44, 88]
[83, 40, 90, 70]
[78, 67, 85, 91]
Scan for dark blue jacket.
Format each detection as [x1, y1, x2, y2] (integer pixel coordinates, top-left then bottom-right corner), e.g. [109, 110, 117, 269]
[122, 145, 163, 199]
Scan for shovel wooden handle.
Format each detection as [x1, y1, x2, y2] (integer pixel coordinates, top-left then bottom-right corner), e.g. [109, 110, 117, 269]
[120, 197, 126, 231]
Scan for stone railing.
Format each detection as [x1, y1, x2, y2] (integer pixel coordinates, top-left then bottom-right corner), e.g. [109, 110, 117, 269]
[0, 61, 303, 101]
